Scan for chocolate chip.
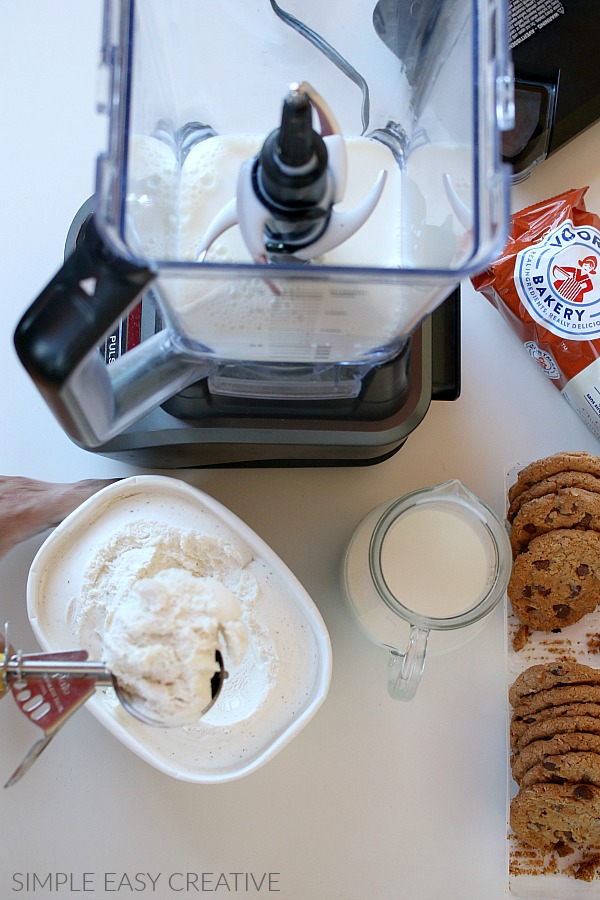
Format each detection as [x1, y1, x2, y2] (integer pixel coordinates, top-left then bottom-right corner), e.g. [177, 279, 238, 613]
[543, 761, 558, 770]
[524, 523, 538, 533]
[555, 840, 574, 857]
[577, 564, 591, 577]
[569, 585, 582, 599]
[535, 585, 551, 596]
[553, 604, 572, 619]
[579, 514, 592, 527]
[574, 785, 595, 800]
[533, 559, 550, 570]
[523, 585, 532, 598]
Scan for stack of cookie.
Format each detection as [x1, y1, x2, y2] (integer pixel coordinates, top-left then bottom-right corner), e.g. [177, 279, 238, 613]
[507, 451, 600, 631]
[510, 660, 600, 852]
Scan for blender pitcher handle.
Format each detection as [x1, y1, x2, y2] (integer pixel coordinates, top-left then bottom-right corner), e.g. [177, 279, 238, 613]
[387, 626, 429, 701]
[14, 216, 205, 447]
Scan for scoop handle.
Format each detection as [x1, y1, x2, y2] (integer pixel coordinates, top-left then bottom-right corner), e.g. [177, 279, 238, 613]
[3, 656, 112, 681]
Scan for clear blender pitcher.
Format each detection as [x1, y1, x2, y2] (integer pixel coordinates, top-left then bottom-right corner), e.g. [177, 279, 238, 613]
[14, 0, 513, 449]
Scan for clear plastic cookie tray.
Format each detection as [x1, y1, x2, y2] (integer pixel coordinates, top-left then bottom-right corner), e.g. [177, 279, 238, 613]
[506, 466, 600, 897]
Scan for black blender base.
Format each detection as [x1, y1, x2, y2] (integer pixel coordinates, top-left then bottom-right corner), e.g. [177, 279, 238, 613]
[83, 290, 460, 468]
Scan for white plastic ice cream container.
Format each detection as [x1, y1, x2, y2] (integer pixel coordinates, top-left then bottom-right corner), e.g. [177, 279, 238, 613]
[26, 475, 332, 782]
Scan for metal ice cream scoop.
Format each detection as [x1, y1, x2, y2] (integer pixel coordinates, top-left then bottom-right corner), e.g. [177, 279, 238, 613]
[0, 626, 226, 786]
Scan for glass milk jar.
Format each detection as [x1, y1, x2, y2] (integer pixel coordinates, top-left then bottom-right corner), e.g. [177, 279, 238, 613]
[341, 480, 511, 700]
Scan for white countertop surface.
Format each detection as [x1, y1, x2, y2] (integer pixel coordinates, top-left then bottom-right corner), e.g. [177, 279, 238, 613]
[2, 4, 600, 898]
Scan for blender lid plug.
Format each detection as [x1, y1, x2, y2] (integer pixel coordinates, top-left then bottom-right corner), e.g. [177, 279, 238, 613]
[197, 82, 386, 264]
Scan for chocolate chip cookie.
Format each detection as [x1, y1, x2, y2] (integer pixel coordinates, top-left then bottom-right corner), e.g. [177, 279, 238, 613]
[510, 702, 600, 749]
[511, 733, 600, 784]
[512, 684, 600, 719]
[508, 452, 600, 506]
[510, 782, 600, 849]
[510, 488, 600, 556]
[507, 530, 600, 630]
[514, 715, 600, 752]
[508, 470, 600, 522]
[509, 661, 600, 707]
[519, 751, 600, 788]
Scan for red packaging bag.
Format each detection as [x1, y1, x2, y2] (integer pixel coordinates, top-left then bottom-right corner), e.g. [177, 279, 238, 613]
[472, 187, 600, 439]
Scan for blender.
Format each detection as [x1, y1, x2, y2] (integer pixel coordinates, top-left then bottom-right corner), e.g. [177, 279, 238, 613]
[14, 0, 513, 466]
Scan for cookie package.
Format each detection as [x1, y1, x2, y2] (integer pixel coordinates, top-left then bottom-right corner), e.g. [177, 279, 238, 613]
[472, 188, 600, 440]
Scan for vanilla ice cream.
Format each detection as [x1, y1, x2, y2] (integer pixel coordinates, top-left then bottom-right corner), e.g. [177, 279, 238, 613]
[103, 568, 247, 726]
[67, 517, 277, 728]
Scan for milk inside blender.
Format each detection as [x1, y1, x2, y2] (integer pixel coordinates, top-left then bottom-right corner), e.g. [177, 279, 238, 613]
[14, 0, 513, 466]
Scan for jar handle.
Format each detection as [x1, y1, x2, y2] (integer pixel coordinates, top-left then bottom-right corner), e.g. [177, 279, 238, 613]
[387, 626, 429, 701]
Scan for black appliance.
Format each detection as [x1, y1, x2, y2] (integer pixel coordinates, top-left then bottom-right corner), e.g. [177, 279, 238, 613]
[503, 0, 600, 180]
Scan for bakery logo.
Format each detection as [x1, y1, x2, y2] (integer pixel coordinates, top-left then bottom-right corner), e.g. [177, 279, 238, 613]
[551, 254, 597, 304]
[515, 220, 600, 341]
[523, 341, 560, 379]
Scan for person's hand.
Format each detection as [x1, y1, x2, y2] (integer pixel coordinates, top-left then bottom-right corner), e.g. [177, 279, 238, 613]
[0, 476, 116, 559]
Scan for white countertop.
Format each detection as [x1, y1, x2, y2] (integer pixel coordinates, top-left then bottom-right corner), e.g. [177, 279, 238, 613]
[2, 4, 600, 898]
